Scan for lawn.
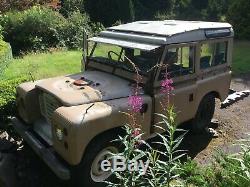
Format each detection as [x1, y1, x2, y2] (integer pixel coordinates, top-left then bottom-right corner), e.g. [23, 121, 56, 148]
[1, 40, 249, 81]
[232, 40, 250, 75]
[2, 50, 82, 80]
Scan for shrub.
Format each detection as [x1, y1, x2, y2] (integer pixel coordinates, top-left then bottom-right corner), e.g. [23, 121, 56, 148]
[0, 6, 101, 54]
[60, 11, 92, 49]
[60, 0, 85, 17]
[0, 76, 29, 122]
[90, 22, 105, 37]
[0, 6, 67, 54]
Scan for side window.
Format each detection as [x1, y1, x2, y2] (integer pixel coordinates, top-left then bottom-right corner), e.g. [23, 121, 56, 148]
[214, 42, 227, 66]
[159, 46, 195, 79]
[200, 41, 227, 69]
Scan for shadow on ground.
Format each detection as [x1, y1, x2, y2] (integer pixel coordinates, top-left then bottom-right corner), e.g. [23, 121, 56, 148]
[0, 128, 67, 187]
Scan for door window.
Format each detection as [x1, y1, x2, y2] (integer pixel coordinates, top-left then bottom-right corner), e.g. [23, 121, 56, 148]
[159, 46, 195, 79]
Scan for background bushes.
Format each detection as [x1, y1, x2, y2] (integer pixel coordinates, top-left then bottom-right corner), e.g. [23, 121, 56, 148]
[85, 0, 135, 26]
[0, 0, 60, 13]
[227, 0, 250, 40]
[0, 0, 249, 55]
[60, 0, 85, 17]
[0, 6, 66, 54]
[61, 11, 91, 49]
[0, 6, 100, 55]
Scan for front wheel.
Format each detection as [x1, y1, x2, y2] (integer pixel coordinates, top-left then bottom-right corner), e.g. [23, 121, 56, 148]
[191, 94, 215, 133]
[70, 131, 121, 187]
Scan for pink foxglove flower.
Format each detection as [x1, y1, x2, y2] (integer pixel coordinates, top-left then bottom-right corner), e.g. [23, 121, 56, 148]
[128, 95, 143, 113]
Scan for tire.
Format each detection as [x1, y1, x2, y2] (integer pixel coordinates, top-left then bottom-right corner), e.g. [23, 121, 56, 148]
[191, 94, 215, 133]
[70, 130, 122, 187]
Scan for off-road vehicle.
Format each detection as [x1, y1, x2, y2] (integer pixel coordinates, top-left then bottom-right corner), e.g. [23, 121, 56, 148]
[12, 20, 234, 186]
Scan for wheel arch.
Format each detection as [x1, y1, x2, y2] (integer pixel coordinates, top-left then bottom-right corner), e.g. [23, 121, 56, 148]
[79, 126, 125, 162]
[194, 91, 219, 116]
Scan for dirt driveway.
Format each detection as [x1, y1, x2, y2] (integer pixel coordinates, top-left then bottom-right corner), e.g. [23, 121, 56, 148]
[186, 74, 250, 164]
[0, 75, 250, 187]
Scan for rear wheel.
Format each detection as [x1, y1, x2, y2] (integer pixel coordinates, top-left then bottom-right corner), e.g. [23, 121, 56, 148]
[191, 94, 215, 133]
[70, 131, 122, 187]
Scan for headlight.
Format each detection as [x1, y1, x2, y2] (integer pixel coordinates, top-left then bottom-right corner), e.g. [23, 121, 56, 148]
[55, 128, 64, 141]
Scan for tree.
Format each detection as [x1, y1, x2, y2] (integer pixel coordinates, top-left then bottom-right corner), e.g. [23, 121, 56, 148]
[60, 0, 85, 17]
[133, 0, 174, 20]
[227, 0, 250, 39]
[85, 0, 135, 26]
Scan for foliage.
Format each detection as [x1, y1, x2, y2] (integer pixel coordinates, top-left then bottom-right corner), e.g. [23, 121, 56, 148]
[212, 138, 250, 187]
[0, 76, 29, 122]
[227, 0, 250, 40]
[0, 6, 67, 54]
[0, 40, 12, 76]
[106, 126, 149, 187]
[179, 137, 250, 187]
[133, 0, 174, 20]
[85, 0, 135, 26]
[106, 111, 187, 187]
[0, 0, 60, 13]
[179, 158, 210, 186]
[59, 0, 85, 17]
[170, 0, 229, 21]
[145, 110, 186, 187]
[0, 6, 98, 54]
[60, 11, 91, 49]
[0, 25, 3, 40]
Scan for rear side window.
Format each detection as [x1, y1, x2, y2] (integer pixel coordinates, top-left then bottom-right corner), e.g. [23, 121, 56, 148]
[200, 41, 227, 69]
[159, 46, 195, 79]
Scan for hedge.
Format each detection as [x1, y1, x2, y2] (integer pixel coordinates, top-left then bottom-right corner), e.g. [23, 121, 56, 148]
[0, 40, 13, 76]
[0, 76, 29, 122]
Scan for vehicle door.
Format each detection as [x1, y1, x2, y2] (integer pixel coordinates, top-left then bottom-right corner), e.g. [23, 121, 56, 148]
[152, 43, 198, 132]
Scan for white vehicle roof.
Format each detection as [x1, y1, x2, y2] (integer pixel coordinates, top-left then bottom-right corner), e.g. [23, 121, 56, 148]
[89, 20, 234, 51]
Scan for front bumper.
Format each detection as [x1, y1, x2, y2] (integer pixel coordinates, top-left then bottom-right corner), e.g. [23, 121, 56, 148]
[11, 117, 70, 180]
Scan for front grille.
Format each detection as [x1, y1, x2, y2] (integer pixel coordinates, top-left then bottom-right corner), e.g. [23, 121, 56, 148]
[39, 92, 62, 123]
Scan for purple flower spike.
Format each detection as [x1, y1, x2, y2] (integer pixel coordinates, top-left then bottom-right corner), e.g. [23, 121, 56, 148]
[128, 95, 143, 113]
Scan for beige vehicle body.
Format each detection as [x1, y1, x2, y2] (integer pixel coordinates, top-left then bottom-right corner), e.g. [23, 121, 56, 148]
[12, 20, 233, 180]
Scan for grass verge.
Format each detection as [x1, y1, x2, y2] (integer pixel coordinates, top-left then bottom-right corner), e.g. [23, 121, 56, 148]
[2, 50, 82, 80]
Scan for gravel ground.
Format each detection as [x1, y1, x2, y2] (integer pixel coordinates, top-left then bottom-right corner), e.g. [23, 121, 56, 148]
[0, 75, 250, 187]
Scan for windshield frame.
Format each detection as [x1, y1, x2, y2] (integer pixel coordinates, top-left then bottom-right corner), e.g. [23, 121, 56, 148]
[86, 42, 164, 79]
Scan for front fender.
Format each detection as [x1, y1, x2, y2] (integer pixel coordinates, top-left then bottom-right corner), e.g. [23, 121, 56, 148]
[51, 96, 152, 165]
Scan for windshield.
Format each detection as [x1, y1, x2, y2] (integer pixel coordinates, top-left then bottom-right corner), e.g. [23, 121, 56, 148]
[88, 43, 163, 74]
